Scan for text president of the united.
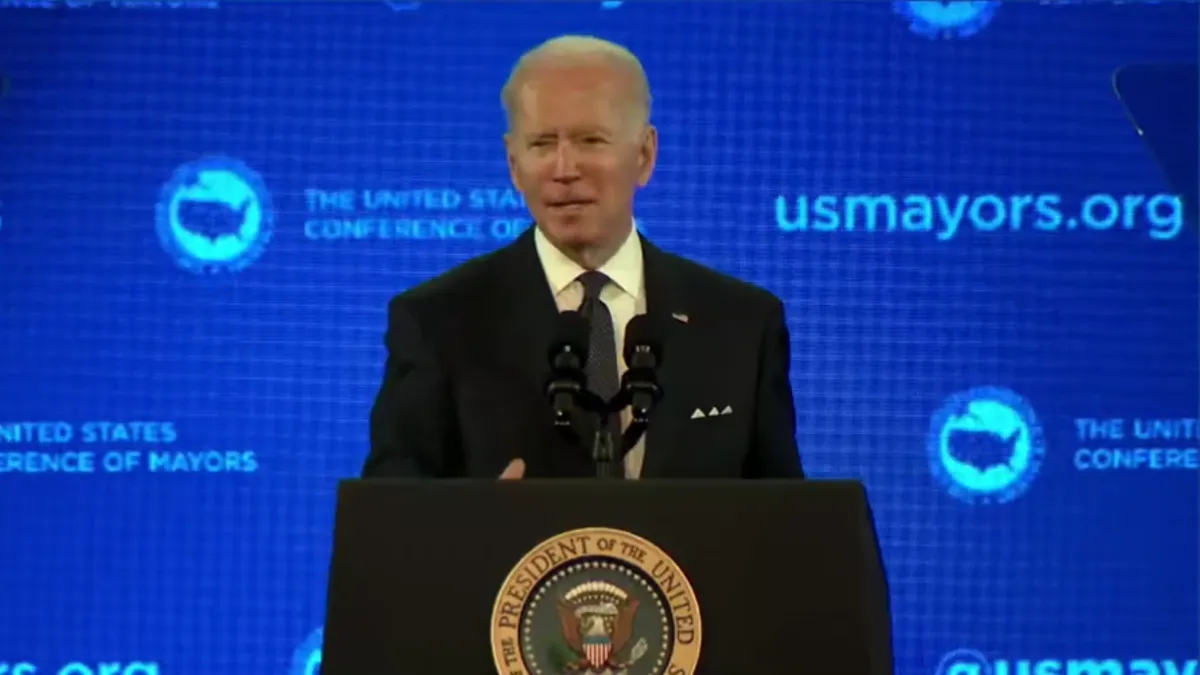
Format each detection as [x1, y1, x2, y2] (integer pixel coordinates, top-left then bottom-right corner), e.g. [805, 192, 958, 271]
[362, 35, 805, 480]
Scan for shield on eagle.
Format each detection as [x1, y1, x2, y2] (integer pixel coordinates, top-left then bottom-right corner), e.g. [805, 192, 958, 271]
[583, 636, 612, 670]
[555, 580, 640, 672]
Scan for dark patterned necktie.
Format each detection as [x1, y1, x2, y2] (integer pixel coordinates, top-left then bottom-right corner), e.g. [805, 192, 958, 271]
[577, 270, 621, 447]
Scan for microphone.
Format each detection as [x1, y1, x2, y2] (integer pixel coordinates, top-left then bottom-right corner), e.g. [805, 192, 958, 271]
[545, 310, 590, 427]
[618, 314, 665, 425]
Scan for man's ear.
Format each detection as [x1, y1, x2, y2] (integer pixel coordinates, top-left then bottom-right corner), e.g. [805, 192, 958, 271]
[636, 124, 658, 187]
[504, 132, 522, 190]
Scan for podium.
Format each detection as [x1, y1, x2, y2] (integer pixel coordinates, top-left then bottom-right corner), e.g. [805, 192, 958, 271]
[320, 479, 894, 675]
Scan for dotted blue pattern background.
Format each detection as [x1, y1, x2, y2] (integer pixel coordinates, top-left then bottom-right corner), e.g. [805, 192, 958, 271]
[0, 3, 1196, 675]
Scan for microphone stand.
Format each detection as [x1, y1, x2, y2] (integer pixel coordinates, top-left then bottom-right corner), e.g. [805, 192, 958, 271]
[593, 417, 652, 480]
[553, 371, 660, 480]
[591, 422, 619, 479]
[619, 420, 649, 460]
[567, 390, 619, 480]
[598, 375, 661, 479]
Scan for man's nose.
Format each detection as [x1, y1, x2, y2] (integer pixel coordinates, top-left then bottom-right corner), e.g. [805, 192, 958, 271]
[551, 143, 582, 181]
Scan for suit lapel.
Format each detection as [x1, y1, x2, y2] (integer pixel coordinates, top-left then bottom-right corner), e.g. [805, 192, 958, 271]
[638, 236, 695, 478]
[489, 227, 559, 394]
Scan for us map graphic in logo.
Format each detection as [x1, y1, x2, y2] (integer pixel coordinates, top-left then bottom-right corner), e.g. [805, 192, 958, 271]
[156, 156, 273, 273]
[491, 527, 702, 675]
[289, 626, 323, 675]
[936, 648, 991, 675]
[894, 1, 1000, 39]
[928, 386, 1046, 505]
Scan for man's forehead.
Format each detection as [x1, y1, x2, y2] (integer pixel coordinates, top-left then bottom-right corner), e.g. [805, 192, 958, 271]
[522, 59, 634, 96]
[507, 60, 645, 136]
[516, 85, 629, 128]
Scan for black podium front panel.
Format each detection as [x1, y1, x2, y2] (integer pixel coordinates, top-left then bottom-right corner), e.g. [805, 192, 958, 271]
[321, 479, 892, 675]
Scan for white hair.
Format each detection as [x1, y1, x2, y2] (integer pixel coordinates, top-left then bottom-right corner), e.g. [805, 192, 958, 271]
[500, 35, 653, 131]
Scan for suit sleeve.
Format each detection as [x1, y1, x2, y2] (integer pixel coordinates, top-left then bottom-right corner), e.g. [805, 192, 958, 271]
[362, 297, 461, 478]
[744, 297, 806, 479]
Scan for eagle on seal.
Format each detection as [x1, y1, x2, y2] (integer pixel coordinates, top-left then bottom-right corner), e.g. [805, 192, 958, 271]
[555, 580, 641, 673]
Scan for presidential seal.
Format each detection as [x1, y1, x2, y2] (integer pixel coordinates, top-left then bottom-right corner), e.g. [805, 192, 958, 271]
[491, 527, 701, 675]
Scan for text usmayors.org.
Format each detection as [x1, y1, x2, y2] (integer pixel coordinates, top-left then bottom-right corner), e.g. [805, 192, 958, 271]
[0, 662, 159, 675]
[776, 192, 1183, 240]
[936, 651, 1197, 675]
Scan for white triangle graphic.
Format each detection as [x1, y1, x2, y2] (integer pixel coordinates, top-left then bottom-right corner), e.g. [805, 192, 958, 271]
[691, 408, 706, 419]
[721, 405, 733, 415]
[708, 407, 720, 416]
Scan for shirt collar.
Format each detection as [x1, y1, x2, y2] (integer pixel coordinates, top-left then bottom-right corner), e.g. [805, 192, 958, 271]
[534, 220, 644, 299]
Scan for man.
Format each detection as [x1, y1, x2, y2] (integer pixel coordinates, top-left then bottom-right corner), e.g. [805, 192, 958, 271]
[362, 35, 804, 480]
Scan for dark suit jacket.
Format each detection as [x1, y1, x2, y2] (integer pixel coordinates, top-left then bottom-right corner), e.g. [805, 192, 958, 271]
[362, 227, 805, 479]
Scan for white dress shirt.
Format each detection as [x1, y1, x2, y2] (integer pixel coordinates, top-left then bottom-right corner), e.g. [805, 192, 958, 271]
[533, 223, 648, 478]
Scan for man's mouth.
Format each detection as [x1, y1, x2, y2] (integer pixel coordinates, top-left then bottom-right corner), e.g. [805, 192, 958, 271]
[548, 199, 594, 208]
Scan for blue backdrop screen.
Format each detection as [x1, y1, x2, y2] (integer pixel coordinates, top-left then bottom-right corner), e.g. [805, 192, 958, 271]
[0, 2, 1197, 675]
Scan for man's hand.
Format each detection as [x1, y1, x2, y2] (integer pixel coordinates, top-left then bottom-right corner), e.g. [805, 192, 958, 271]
[499, 458, 525, 480]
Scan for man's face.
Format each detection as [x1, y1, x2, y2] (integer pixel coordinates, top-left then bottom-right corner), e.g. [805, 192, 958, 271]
[505, 61, 657, 252]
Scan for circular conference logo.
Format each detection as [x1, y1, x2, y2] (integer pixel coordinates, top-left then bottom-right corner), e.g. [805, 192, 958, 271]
[927, 386, 1046, 505]
[289, 626, 323, 675]
[935, 648, 991, 675]
[894, 1, 1000, 39]
[156, 155, 273, 273]
[491, 527, 701, 675]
